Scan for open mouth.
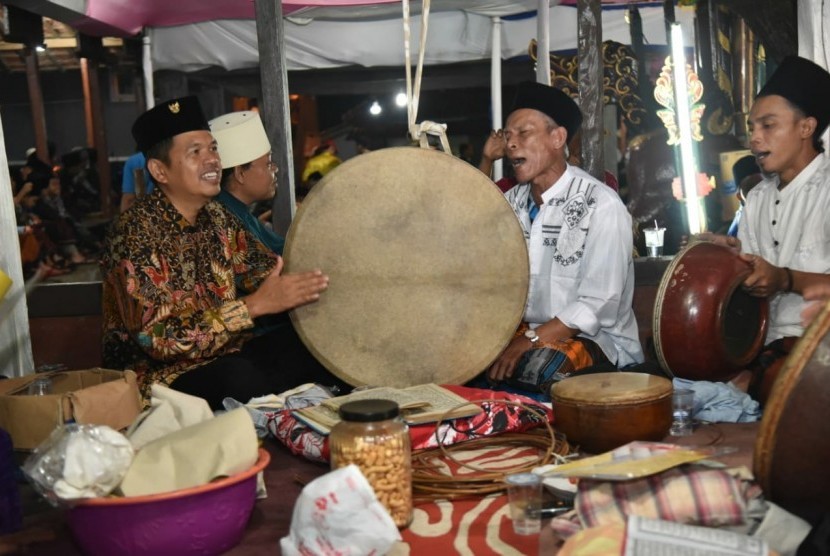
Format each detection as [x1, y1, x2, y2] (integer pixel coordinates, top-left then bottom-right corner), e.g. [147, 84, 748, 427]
[753, 151, 770, 163]
[510, 157, 526, 169]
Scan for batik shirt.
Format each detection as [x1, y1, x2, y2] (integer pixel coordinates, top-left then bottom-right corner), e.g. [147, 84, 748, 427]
[739, 154, 830, 342]
[101, 188, 278, 398]
[504, 164, 644, 367]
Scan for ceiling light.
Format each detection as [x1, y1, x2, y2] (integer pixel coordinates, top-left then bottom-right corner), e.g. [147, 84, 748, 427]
[395, 92, 407, 107]
[369, 101, 382, 116]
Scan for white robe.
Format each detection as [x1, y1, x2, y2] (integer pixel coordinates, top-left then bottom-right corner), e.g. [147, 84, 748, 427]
[504, 165, 644, 367]
[739, 154, 830, 342]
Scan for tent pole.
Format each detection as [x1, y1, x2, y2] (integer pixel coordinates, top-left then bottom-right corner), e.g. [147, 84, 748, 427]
[255, 0, 295, 236]
[143, 30, 155, 109]
[80, 57, 113, 218]
[24, 49, 49, 167]
[536, 0, 551, 86]
[491, 16, 503, 182]
[577, 0, 604, 181]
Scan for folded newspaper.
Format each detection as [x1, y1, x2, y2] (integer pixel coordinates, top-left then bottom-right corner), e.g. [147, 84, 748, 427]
[292, 383, 482, 435]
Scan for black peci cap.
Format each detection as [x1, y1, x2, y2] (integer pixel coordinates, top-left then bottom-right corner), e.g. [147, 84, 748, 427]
[756, 56, 830, 135]
[131, 96, 210, 155]
[510, 81, 583, 141]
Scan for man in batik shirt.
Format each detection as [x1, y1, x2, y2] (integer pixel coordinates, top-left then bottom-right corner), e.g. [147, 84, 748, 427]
[102, 96, 346, 408]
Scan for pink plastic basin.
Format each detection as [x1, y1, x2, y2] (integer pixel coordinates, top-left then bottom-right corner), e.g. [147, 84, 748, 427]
[67, 448, 270, 556]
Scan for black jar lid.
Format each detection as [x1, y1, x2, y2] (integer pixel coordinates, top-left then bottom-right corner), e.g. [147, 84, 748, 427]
[338, 399, 400, 422]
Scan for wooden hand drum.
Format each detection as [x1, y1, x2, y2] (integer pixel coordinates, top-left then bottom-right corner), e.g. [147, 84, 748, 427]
[283, 147, 529, 388]
[754, 300, 830, 523]
[653, 241, 769, 381]
[550, 372, 673, 454]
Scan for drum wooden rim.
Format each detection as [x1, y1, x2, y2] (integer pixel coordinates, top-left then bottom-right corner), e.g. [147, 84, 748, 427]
[284, 147, 529, 388]
[753, 300, 830, 521]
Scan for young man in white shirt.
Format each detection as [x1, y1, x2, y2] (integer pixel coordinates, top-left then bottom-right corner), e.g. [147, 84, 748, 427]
[703, 56, 830, 403]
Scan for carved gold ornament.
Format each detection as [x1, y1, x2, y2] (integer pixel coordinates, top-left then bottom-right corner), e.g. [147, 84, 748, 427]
[654, 56, 705, 145]
[168, 101, 181, 114]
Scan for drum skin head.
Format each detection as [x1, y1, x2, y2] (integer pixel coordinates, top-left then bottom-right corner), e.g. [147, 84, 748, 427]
[754, 300, 830, 523]
[284, 147, 529, 387]
[653, 241, 768, 381]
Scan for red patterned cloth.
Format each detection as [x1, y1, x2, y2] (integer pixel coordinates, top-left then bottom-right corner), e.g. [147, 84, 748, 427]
[404, 440, 550, 554]
[263, 385, 552, 464]
[402, 494, 539, 554]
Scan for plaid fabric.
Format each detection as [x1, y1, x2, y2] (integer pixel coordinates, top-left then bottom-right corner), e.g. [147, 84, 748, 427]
[507, 324, 609, 394]
[575, 466, 747, 529]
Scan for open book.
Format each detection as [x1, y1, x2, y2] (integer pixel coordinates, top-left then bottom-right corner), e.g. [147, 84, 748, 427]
[292, 383, 482, 435]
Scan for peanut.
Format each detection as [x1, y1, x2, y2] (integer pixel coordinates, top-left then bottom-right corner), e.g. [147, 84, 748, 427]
[331, 431, 413, 527]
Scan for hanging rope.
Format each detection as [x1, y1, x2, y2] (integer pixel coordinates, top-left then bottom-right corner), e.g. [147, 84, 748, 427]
[401, 0, 451, 153]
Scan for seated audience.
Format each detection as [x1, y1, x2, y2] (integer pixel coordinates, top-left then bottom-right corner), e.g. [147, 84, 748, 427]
[12, 175, 72, 277]
[30, 174, 93, 265]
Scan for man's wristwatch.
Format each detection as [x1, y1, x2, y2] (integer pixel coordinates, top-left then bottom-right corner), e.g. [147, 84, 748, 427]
[524, 328, 541, 347]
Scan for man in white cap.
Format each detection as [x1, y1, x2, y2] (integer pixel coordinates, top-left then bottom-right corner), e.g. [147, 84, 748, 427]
[209, 110, 284, 254]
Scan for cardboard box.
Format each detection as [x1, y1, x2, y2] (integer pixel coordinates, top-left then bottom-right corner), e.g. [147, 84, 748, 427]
[0, 368, 142, 450]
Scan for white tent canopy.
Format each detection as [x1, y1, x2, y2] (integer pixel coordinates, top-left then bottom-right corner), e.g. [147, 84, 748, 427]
[151, 5, 695, 73]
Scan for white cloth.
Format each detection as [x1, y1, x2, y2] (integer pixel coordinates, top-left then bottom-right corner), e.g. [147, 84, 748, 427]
[504, 165, 644, 367]
[126, 384, 214, 450]
[738, 155, 830, 342]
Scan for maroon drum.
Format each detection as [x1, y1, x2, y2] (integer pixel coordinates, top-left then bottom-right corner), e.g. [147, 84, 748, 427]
[653, 241, 769, 381]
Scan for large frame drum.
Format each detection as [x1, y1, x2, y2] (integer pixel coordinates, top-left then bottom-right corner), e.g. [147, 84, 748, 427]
[283, 147, 529, 388]
[754, 300, 830, 523]
[653, 241, 768, 381]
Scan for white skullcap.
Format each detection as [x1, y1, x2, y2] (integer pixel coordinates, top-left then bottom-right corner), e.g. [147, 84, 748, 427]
[209, 111, 271, 169]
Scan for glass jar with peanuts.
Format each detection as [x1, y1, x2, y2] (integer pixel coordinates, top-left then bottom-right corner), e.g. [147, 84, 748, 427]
[330, 399, 413, 528]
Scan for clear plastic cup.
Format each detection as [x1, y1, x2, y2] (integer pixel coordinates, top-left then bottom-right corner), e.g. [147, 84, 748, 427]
[27, 377, 53, 396]
[670, 388, 694, 436]
[644, 227, 665, 258]
[505, 472, 542, 535]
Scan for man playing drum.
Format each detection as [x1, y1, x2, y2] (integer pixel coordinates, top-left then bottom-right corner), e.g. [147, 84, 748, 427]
[487, 81, 644, 397]
[101, 96, 346, 409]
[700, 56, 830, 403]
